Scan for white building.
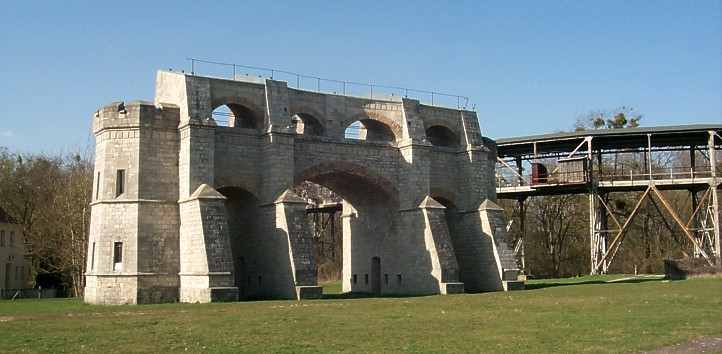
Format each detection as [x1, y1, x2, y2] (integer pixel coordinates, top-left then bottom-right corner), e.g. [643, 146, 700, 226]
[0, 207, 29, 290]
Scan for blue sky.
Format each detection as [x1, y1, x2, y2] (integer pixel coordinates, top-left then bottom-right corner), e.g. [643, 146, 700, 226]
[1, 1, 720, 153]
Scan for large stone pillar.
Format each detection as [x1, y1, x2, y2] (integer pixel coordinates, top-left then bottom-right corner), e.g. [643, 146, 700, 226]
[178, 184, 238, 303]
[273, 190, 322, 299]
[418, 196, 464, 294]
[452, 199, 522, 292]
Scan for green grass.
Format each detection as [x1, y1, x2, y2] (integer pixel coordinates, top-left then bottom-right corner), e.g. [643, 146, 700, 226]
[0, 276, 720, 353]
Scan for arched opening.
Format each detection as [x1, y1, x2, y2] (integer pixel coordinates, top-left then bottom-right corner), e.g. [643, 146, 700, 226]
[217, 186, 260, 299]
[292, 113, 325, 136]
[294, 165, 398, 296]
[212, 103, 260, 129]
[425, 125, 460, 147]
[344, 119, 395, 142]
[294, 181, 343, 283]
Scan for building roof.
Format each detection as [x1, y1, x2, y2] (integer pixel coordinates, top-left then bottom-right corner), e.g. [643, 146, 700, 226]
[495, 124, 722, 158]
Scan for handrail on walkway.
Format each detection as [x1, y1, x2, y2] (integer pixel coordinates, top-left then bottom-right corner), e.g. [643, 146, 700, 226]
[186, 58, 471, 110]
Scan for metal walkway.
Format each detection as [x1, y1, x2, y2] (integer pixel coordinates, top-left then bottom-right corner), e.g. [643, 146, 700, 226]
[495, 124, 721, 274]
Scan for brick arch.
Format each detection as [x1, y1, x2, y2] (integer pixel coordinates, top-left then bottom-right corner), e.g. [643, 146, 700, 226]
[429, 187, 457, 209]
[289, 104, 326, 124]
[214, 182, 259, 200]
[211, 96, 267, 128]
[294, 161, 399, 206]
[343, 111, 404, 142]
[290, 106, 326, 136]
[422, 118, 460, 139]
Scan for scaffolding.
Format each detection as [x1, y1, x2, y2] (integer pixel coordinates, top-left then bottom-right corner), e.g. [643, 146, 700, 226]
[495, 124, 721, 274]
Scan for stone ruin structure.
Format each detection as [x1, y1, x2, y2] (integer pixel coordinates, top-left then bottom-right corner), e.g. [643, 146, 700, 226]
[84, 70, 523, 304]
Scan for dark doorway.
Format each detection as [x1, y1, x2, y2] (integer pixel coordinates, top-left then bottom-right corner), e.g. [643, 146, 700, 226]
[217, 186, 259, 297]
[371, 256, 381, 295]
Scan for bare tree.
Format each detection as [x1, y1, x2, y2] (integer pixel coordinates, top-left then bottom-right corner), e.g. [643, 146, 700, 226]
[0, 148, 93, 296]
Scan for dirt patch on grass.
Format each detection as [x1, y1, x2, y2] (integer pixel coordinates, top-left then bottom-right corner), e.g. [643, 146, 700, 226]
[0, 316, 16, 322]
[642, 336, 722, 354]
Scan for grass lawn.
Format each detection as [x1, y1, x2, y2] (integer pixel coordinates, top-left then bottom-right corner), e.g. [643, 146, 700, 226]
[0, 275, 720, 353]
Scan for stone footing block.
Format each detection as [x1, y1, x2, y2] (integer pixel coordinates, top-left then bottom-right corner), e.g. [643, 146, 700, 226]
[209, 287, 240, 302]
[137, 287, 179, 304]
[180, 286, 239, 303]
[295, 286, 323, 300]
[440, 282, 465, 294]
[503, 269, 520, 281]
[503, 280, 526, 291]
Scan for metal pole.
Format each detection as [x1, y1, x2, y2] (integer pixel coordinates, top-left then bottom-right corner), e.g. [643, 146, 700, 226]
[594, 194, 609, 274]
[317, 78, 320, 92]
[691, 190, 701, 257]
[232, 64, 236, 80]
[647, 134, 653, 180]
[431, 92, 434, 106]
[709, 131, 720, 259]
[589, 192, 598, 274]
[690, 145, 696, 178]
[297, 75, 300, 89]
[518, 198, 526, 272]
[191, 58, 195, 75]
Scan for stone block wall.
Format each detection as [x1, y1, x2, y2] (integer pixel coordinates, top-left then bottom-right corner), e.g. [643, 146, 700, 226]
[86, 70, 517, 305]
[85, 101, 181, 304]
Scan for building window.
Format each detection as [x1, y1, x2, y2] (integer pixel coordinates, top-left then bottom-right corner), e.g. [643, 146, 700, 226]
[115, 169, 126, 197]
[384, 274, 389, 285]
[112, 242, 123, 271]
[95, 172, 101, 200]
[397, 274, 402, 284]
[9, 232, 14, 247]
[352, 274, 357, 284]
[258, 276, 262, 286]
[0, 231, 4, 247]
[90, 242, 96, 270]
[364, 274, 369, 284]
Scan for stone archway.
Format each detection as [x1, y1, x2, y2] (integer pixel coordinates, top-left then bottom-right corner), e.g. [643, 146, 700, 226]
[211, 96, 266, 129]
[84, 71, 514, 305]
[342, 112, 403, 143]
[216, 186, 260, 299]
[295, 162, 399, 294]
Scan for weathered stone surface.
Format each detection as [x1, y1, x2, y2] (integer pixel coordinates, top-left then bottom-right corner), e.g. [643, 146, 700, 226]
[84, 71, 522, 305]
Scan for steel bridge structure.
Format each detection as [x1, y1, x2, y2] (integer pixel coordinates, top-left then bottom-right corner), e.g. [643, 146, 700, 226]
[495, 124, 721, 274]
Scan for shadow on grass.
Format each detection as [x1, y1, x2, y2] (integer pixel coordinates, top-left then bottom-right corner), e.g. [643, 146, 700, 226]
[525, 277, 666, 290]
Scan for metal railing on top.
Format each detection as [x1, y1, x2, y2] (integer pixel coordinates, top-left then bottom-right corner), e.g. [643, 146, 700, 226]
[496, 165, 719, 189]
[598, 165, 715, 183]
[186, 58, 471, 110]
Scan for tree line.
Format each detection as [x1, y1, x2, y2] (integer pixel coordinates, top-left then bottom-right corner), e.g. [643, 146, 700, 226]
[0, 148, 92, 296]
